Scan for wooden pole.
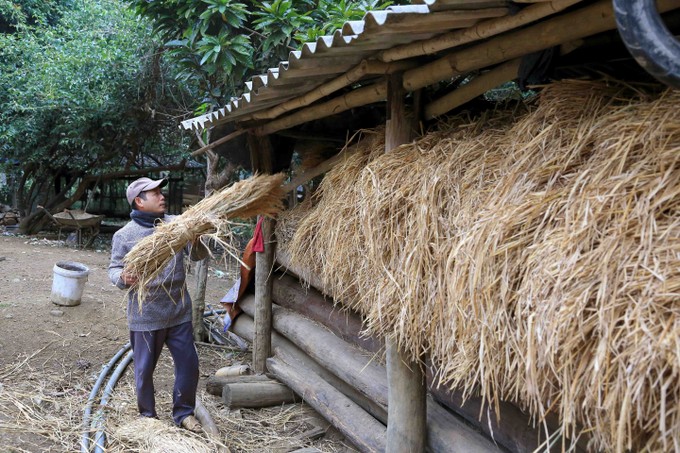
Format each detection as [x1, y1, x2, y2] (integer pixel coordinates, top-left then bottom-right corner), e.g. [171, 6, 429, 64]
[379, 0, 582, 62]
[276, 248, 327, 295]
[402, 0, 680, 92]
[222, 382, 298, 408]
[232, 309, 389, 423]
[424, 58, 521, 119]
[271, 273, 383, 353]
[248, 133, 276, 374]
[206, 374, 273, 397]
[384, 73, 427, 453]
[240, 296, 389, 409]
[267, 353, 388, 453]
[282, 145, 361, 195]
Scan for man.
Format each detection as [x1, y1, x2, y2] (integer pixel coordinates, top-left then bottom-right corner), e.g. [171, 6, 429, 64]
[108, 177, 206, 433]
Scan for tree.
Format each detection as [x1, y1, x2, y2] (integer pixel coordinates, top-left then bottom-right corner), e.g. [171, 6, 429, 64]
[126, 0, 394, 114]
[0, 0, 199, 233]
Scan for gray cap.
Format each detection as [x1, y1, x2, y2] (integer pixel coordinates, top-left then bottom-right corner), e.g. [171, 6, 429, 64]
[126, 177, 168, 206]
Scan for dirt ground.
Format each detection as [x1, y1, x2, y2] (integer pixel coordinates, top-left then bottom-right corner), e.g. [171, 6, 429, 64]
[0, 229, 354, 452]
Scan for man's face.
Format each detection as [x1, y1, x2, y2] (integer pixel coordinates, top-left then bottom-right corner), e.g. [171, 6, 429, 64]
[135, 187, 166, 214]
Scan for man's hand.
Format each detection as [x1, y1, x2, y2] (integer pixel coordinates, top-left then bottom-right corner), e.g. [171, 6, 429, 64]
[121, 270, 138, 286]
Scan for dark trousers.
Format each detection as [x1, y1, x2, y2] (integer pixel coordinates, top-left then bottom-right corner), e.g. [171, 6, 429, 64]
[129, 321, 199, 425]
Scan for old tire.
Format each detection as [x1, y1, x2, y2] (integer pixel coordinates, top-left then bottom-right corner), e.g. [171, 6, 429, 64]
[614, 0, 680, 89]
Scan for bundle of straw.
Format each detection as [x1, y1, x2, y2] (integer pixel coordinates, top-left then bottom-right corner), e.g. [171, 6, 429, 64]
[124, 173, 286, 304]
[283, 80, 680, 452]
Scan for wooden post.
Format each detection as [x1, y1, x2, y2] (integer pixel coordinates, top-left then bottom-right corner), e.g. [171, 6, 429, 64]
[384, 73, 427, 453]
[248, 133, 276, 374]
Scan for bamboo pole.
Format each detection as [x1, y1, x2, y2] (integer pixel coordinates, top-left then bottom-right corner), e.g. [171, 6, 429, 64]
[191, 128, 248, 156]
[380, 0, 582, 62]
[251, 60, 413, 121]
[425, 58, 521, 119]
[255, 81, 387, 136]
[402, 0, 680, 92]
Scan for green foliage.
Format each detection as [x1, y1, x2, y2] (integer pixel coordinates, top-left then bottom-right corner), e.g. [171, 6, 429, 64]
[0, 0, 71, 32]
[125, 0, 398, 113]
[0, 0, 196, 217]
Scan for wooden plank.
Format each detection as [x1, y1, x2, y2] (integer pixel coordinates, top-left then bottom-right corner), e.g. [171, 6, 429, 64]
[267, 353, 387, 453]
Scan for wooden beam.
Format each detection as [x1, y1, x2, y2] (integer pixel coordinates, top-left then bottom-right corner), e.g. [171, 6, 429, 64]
[379, 0, 582, 62]
[251, 60, 414, 121]
[384, 72, 427, 453]
[402, 0, 680, 92]
[190, 128, 248, 157]
[267, 352, 387, 453]
[276, 248, 327, 296]
[255, 81, 387, 136]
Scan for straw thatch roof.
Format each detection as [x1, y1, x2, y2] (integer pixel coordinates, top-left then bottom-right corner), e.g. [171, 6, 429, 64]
[278, 80, 680, 452]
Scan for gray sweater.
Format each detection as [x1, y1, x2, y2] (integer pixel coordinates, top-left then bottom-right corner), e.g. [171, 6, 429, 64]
[108, 215, 194, 332]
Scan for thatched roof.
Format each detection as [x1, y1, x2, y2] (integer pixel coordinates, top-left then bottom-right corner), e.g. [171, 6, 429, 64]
[278, 80, 680, 452]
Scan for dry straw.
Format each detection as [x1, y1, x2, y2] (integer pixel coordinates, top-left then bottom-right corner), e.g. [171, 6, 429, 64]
[283, 80, 680, 452]
[124, 173, 286, 305]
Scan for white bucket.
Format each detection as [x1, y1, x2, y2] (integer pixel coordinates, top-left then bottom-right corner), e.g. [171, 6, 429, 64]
[51, 261, 90, 306]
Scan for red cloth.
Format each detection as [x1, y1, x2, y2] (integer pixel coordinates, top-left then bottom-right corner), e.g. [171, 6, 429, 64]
[252, 216, 265, 253]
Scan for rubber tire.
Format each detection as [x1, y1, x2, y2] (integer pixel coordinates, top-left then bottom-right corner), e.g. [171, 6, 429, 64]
[613, 0, 680, 89]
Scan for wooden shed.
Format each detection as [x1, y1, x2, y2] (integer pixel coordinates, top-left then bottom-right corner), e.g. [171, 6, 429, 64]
[184, 1, 680, 452]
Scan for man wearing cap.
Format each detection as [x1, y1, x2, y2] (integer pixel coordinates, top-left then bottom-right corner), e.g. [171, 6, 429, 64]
[108, 176, 206, 433]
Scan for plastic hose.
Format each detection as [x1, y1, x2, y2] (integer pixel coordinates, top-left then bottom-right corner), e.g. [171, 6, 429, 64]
[91, 350, 134, 453]
[80, 342, 131, 453]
